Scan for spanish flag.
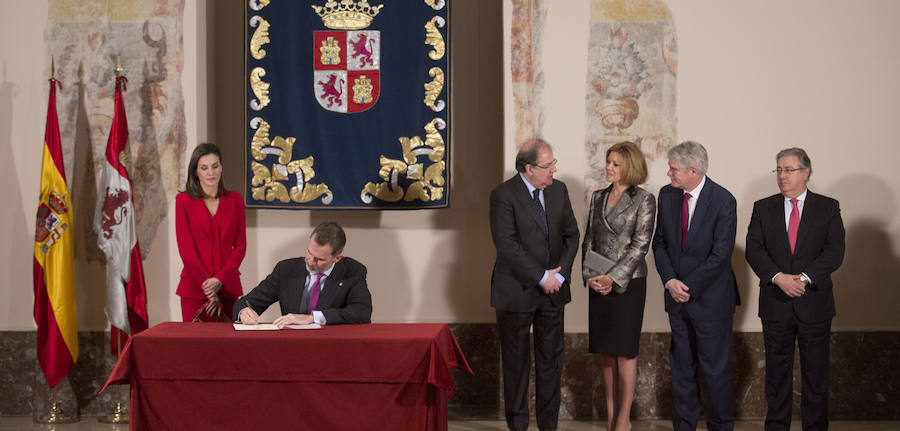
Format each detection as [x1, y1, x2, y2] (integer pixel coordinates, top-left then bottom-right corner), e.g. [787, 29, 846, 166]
[33, 77, 78, 388]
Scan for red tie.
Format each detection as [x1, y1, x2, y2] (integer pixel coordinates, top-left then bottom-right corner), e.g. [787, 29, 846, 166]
[681, 193, 691, 250]
[307, 273, 326, 313]
[788, 198, 800, 253]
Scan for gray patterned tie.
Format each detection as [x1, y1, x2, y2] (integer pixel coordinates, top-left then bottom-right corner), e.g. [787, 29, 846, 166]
[533, 189, 548, 235]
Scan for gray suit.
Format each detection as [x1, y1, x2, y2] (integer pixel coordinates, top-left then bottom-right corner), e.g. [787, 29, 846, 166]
[582, 185, 656, 293]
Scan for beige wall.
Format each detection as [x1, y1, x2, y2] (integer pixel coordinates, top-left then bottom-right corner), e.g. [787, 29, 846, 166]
[504, 0, 900, 332]
[2, 1, 899, 333]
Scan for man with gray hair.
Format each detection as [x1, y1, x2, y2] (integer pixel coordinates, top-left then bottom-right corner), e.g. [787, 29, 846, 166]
[652, 141, 740, 431]
[746, 148, 844, 431]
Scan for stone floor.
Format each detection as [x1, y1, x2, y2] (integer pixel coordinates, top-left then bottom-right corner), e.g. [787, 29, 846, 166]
[1, 418, 898, 431]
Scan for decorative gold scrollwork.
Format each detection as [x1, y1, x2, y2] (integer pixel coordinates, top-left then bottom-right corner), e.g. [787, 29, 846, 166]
[287, 156, 333, 204]
[424, 67, 445, 112]
[251, 161, 291, 202]
[424, 0, 445, 10]
[250, 117, 270, 160]
[424, 16, 446, 60]
[250, 118, 333, 205]
[249, 0, 270, 11]
[250, 67, 271, 111]
[249, 16, 271, 60]
[360, 118, 446, 203]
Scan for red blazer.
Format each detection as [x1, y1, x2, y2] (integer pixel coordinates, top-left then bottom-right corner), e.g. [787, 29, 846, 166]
[175, 191, 247, 301]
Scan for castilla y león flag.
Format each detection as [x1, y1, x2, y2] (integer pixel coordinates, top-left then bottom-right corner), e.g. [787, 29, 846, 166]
[33, 77, 78, 388]
[93, 75, 148, 351]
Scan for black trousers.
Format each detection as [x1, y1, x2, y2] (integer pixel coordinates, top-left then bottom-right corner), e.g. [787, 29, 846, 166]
[762, 317, 831, 431]
[496, 296, 564, 431]
[668, 309, 735, 431]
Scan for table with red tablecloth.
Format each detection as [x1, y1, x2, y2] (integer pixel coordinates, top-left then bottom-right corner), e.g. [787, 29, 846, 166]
[102, 322, 472, 431]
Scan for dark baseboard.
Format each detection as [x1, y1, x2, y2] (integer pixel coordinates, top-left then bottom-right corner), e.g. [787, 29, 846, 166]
[2, 327, 898, 419]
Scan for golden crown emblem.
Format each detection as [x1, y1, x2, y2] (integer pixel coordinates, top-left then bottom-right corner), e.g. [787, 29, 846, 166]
[312, 0, 383, 30]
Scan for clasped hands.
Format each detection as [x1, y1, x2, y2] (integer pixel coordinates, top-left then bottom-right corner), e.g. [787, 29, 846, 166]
[201, 277, 224, 317]
[587, 275, 614, 295]
[774, 273, 808, 298]
[665, 279, 691, 303]
[539, 267, 563, 294]
[239, 307, 314, 327]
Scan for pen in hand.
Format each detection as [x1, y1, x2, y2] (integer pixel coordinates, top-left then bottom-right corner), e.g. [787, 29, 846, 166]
[243, 299, 258, 324]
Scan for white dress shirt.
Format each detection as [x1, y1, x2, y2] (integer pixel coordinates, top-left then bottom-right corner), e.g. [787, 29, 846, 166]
[519, 173, 565, 286]
[683, 176, 707, 228]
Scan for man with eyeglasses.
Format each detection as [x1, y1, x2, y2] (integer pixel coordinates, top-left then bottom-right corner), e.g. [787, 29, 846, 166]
[652, 141, 740, 431]
[489, 138, 579, 431]
[746, 148, 845, 431]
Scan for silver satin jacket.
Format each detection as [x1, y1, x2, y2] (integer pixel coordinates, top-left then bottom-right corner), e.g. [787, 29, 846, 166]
[581, 185, 656, 293]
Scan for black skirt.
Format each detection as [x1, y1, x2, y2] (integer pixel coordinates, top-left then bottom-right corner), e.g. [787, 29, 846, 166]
[588, 277, 646, 357]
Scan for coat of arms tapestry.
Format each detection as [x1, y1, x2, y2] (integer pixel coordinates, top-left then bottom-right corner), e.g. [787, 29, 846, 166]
[245, 0, 451, 209]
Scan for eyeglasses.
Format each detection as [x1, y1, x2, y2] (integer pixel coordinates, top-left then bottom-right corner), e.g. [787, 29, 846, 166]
[772, 167, 807, 175]
[532, 159, 558, 170]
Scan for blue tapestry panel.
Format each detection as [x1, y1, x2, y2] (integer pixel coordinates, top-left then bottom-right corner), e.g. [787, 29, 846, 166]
[245, 0, 451, 209]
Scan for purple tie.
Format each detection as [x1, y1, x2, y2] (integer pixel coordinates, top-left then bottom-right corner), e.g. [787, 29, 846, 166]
[307, 273, 325, 313]
[681, 192, 691, 250]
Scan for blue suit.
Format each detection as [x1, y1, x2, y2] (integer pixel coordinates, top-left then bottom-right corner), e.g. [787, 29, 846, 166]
[652, 177, 739, 431]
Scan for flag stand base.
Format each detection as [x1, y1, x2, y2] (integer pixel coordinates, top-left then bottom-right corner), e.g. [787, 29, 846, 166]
[98, 401, 129, 423]
[34, 401, 79, 424]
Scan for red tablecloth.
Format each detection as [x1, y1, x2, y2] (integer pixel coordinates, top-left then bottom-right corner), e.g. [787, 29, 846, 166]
[103, 322, 472, 431]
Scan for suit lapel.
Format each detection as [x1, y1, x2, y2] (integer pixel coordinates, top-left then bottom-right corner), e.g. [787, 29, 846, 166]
[285, 260, 308, 313]
[766, 195, 792, 256]
[189, 196, 212, 238]
[794, 191, 818, 254]
[317, 260, 345, 308]
[216, 194, 233, 235]
[683, 182, 713, 250]
[600, 187, 634, 234]
[513, 177, 549, 237]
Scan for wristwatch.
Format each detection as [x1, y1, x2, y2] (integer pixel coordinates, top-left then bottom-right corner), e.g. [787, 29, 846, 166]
[799, 273, 810, 285]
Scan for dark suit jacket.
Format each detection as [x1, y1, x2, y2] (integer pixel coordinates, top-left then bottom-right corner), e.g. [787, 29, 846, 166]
[745, 191, 845, 323]
[232, 257, 372, 325]
[489, 174, 580, 312]
[175, 191, 246, 302]
[652, 178, 739, 320]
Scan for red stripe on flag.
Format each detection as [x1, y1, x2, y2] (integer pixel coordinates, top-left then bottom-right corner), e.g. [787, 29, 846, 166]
[105, 77, 131, 180]
[127, 241, 149, 334]
[32, 259, 75, 389]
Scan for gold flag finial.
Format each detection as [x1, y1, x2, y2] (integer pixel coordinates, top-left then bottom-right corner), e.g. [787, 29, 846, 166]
[114, 55, 124, 77]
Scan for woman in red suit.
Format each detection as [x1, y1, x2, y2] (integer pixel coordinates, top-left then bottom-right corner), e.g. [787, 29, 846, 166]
[175, 143, 246, 322]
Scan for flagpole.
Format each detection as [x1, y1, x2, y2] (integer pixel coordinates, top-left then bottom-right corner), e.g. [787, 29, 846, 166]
[98, 54, 130, 425]
[98, 333, 129, 424]
[34, 385, 79, 424]
[34, 56, 79, 425]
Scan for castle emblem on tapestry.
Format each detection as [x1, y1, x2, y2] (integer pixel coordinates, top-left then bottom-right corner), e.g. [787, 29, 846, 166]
[245, 0, 451, 209]
[312, 0, 382, 113]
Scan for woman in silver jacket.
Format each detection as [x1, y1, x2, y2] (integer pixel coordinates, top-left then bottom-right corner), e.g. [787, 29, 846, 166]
[582, 141, 656, 431]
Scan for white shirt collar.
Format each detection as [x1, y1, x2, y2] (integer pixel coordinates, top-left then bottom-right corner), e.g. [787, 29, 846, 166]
[784, 189, 808, 203]
[684, 175, 706, 198]
[309, 262, 336, 280]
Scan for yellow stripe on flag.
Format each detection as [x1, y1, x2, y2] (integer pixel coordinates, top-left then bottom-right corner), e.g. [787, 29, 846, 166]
[33, 141, 78, 362]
